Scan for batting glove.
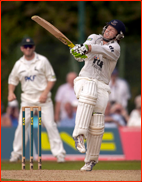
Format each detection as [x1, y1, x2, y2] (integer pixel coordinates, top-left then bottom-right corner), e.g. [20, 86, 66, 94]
[70, 44, 88, 60]
[70, 50, 86, 62]
[71, 44, 89, 55]
[79, 44, 89, 55]
[73, 55, 86, 62]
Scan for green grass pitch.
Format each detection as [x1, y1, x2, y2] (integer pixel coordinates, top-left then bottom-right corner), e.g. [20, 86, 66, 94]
[1, 160, 141, 181]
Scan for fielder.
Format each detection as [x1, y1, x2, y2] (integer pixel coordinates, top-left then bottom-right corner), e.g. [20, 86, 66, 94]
[8, 37, 66, 163]
[70, 20, 125, 171]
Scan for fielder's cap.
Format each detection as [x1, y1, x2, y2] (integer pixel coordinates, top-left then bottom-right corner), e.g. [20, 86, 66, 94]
[21, 37, 35, 46]
[8, 100, 18, 107]
[112, 68, 118, 75]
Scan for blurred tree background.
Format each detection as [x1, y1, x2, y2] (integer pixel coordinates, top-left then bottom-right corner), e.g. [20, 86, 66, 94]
[1, 1, 141, 113]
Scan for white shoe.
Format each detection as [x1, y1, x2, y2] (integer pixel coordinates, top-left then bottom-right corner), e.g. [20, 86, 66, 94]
[80, 161, 96, 171]
[9, 154, 20, 162]
[57, 155, 65, 163]
[74, 135, 86, 153]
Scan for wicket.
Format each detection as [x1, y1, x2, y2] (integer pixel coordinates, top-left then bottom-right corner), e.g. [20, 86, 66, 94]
[22, 106, 42, 170]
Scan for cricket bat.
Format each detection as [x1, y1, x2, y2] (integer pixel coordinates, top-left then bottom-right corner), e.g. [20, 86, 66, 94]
[31, 15, 75, 48]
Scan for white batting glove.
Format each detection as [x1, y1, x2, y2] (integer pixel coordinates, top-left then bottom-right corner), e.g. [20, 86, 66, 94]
[70, 44, 88, 62]
[70, 44, 81, 55]
[73, 56, 84, 62]
[70, 44, 88, 55]
[78, 44, 89, 55]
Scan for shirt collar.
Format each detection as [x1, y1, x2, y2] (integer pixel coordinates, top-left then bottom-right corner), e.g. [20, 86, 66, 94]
[20, 52, 39, 64]
[102, 39, 116, 45]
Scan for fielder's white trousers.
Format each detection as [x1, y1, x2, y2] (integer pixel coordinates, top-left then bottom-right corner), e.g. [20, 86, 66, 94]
[11, 100, 66, 158]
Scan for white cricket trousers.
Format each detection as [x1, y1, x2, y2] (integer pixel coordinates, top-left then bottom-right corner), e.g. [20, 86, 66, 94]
[11, 100, 66, 158]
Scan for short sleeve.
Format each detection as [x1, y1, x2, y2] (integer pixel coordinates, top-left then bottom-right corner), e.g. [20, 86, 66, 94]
[8, 62, 20, 86]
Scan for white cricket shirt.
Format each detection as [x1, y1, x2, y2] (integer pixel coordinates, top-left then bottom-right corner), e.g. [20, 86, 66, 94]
[8, 52, 56, 103]
[79, 34, 120, 84]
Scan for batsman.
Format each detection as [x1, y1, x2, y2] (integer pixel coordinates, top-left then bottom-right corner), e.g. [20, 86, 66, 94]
[70, 19, 126, 171]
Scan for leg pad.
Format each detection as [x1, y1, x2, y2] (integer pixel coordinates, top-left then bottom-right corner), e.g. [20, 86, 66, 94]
[85, 114, 104, 163]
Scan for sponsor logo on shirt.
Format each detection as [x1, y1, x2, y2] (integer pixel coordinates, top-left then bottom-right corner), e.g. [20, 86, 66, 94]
[109, 46, 114, 52]
[92, 56, 103, 71]
[52, 75, 56, 79]
[25, 75, 36, 81]
[87, 38, 93, 41]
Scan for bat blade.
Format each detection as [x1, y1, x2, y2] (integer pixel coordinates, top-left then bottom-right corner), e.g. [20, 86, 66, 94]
[31, 15, 75, 48]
